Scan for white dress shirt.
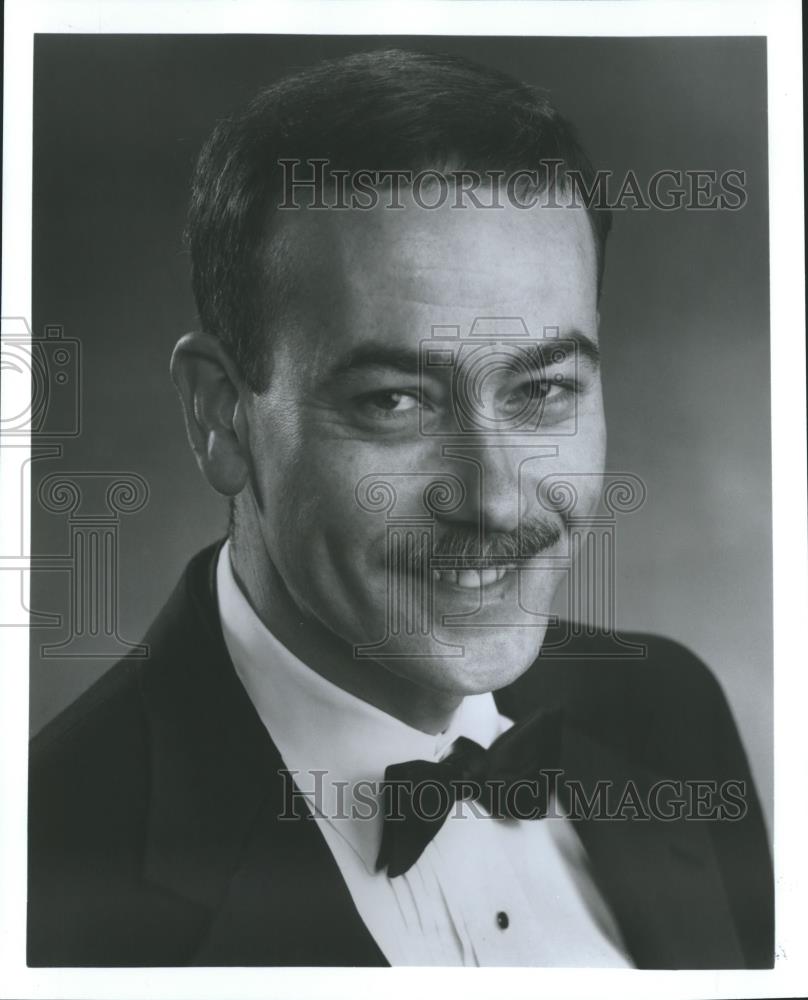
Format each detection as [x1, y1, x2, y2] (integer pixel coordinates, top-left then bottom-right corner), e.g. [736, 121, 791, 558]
[216, 542, 633, 967]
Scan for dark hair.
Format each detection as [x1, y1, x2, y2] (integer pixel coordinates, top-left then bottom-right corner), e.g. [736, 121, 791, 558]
[186, 48, 612, 391]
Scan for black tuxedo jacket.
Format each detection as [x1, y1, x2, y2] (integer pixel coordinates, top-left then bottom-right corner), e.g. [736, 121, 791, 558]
[28, 543, 773, 968]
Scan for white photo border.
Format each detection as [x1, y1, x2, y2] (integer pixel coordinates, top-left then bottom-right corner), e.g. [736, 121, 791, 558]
[2, 2, 805, 998]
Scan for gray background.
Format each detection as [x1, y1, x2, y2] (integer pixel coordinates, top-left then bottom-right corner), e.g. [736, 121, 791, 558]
[29, 35, 771, 825]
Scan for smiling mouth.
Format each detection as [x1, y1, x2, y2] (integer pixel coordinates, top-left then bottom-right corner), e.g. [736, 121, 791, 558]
[431, 566, 511, 588]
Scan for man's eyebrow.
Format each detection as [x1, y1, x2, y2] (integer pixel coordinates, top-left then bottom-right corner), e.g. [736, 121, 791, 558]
[475, 331, 600, 371]
[529, 331, 601, 370]
[323, 345, 423, 382]
[319, 331, 600, 386]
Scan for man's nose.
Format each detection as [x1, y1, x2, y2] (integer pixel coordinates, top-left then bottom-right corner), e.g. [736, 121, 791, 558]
[435, 442, 546, 535]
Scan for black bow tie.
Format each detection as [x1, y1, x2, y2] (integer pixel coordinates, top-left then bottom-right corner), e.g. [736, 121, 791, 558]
[376, 706, 564, 877]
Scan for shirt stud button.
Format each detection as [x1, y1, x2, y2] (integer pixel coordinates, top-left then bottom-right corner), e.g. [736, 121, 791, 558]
[496, 910, 509, 930]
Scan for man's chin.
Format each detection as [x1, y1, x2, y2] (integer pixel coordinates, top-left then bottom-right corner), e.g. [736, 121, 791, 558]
[374, 623, 547, 698]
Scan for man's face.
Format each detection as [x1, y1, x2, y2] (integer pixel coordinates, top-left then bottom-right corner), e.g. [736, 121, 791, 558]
[242, 190, 606, 696]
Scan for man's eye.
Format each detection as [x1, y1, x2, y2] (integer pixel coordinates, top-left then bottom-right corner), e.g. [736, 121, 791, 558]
[502, 379, 568, 412]
[356, 390, 421, 417]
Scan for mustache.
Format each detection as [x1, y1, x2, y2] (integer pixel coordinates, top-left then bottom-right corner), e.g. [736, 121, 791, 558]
[407, 519, 563, 572]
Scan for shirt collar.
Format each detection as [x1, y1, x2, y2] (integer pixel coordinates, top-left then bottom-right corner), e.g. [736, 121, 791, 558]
[215, 541, 508, 872]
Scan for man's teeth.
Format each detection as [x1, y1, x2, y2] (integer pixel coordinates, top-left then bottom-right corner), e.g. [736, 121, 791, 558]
[431, 568, 507, 587]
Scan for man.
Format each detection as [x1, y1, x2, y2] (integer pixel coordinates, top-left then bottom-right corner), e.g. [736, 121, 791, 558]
[28, 49, 773, 968]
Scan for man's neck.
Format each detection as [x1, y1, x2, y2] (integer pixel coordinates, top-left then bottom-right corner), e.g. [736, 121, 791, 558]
[228, 535, 463, 735]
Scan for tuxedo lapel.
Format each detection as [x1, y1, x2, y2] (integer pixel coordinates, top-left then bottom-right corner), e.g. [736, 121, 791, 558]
[189, 764, 387, 965]
[494, 639, 750, 969]
[556, 721, 745, 969]
[139, 543, 386, 965]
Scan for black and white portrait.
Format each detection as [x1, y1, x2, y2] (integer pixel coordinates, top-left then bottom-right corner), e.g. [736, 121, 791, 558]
[2, 3, 805, 997]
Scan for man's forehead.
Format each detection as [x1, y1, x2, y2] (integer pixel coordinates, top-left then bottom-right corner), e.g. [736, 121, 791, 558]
[265, 193, 598, 361]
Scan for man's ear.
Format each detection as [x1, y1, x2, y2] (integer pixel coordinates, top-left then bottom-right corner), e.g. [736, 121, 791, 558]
[170, 332, 250, 496]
